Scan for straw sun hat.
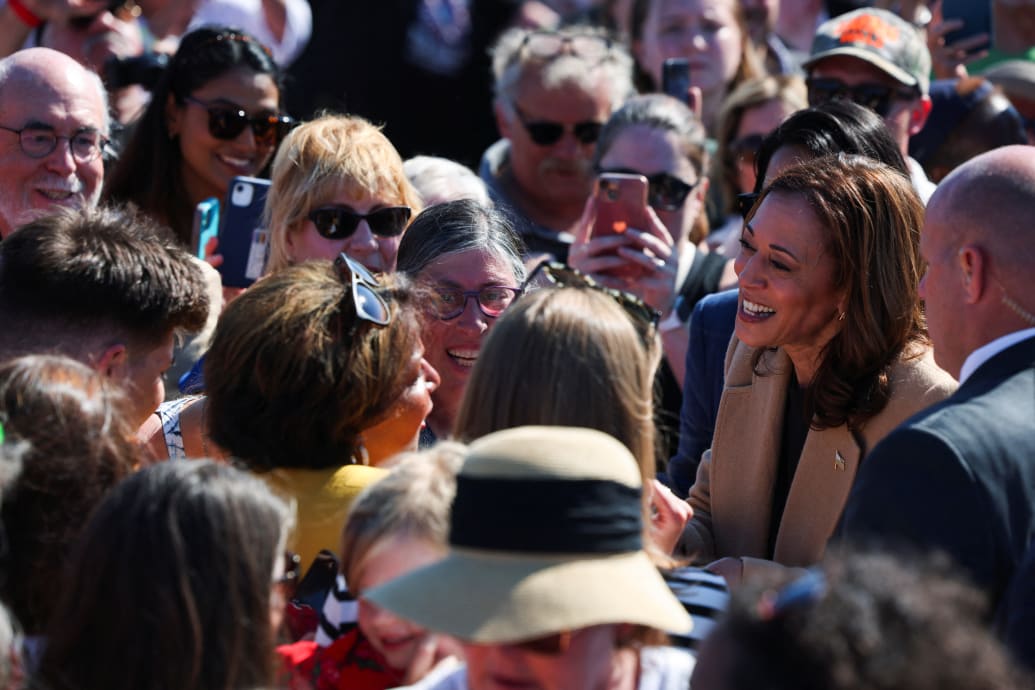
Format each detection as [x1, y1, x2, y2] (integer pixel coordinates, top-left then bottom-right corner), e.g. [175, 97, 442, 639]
[365, 426, 693, 643]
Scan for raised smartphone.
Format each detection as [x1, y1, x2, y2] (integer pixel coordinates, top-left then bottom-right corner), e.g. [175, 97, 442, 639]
[191, 197, 220, 260]
[662, 57, 691, 105]
[941, 0, 992, 53]
[592, 172, 652, 240]
[218, 176, 271, 288]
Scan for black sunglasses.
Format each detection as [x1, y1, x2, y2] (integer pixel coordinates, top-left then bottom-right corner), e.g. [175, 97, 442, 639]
[737, 192, 760, 218]
[309, 206, 412, 240]
[513, 105, 603, 147]
[806, 77, 918, 118]
[596, 167, 697, 211]
[334, 253, 393, 327]
[183, 96, 294, 147]
[729, 133, 765, 165]
[523, 261, 660, 340]
[431, 286, 523, 321]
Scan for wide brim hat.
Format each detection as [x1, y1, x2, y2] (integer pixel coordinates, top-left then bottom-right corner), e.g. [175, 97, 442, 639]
[365, 426, 693, 643]
[803, 7, 931, 95]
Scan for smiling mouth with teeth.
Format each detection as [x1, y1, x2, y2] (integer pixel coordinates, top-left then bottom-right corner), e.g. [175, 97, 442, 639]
[743, 299, 776, 315]
[448, 350, 478, 367]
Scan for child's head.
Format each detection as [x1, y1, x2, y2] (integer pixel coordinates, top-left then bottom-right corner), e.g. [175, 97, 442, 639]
[342, 443, 463, 672]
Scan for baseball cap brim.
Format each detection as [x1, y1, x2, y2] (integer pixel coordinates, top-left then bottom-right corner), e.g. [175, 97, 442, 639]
[365, 548, 693, 643]
[803, 47, 920, 90]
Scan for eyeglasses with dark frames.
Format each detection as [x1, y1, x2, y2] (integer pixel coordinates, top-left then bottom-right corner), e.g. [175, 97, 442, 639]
[334, 253, 393, 328]
[183, 96, 295, 147]
[431, 286, 523, 321]
[309, 206, 412, 240]
[596, 166, 698, 211]
[0, 123, 108, 163]
[806, 77, 919, 118]
[519, 31, 613, 62]
[512, 104, 603, 147]
[728, 132, 765, 166]
[523, 262, 661, 339]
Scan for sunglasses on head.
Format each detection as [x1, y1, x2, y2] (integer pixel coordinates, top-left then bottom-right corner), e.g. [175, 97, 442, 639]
[519, 31, 613, 63]
[523, 261, 661, 338]
[513, 105, 603, 147]
[183, 96, 294, 147]
[596, 167, 698, 211]
[309, 205, 412, 240]
[806, 77, 918, 118]
[335, 253, 393, 327]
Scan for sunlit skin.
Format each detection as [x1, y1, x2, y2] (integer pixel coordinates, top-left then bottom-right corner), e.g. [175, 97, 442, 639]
[496, 66, 614, 233]
[635, 0, 744, 130]
[356, 536, 447, 674]
[417, 248, 519, 440]
[361, 349, 440, 465]
[462, 625, 638, 690]
[166, 67, 280, 209]
[287, 183, 408, 273]
[734, 191, 845, 386]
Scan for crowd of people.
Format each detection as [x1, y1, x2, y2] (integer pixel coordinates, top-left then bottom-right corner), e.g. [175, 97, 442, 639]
[0, 0, 1033, 688]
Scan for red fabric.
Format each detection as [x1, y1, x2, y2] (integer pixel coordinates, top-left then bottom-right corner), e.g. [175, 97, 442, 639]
[8, 0, 42, 27]
[278, 627, 401, 690]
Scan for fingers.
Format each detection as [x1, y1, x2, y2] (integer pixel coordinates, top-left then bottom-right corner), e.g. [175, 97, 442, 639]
[572, 195, 597, 246]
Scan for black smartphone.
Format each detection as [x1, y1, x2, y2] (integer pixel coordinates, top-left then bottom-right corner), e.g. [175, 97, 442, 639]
[662, 57, 691, 105]
[218, 176, 271, 288]
[941, 0, 992, 52]
[191, 197, 220, 260]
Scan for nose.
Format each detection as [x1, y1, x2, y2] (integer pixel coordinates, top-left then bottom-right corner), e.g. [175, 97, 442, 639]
[45, 138, 78, 176]
[421, 357, 441, 393]
[734, 250, 763, 287]
[455, 294, 490, 333]
[344, 219, 379, 257]
[551, 130, 582, 159]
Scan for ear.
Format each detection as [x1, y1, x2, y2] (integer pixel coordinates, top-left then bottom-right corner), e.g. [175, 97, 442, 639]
[95, 343, 129, 381]
[494, 100, 514, 141]
[907, 95, 933, 137]
[957, 244, 985, 304]
[165, 93, 183, 138]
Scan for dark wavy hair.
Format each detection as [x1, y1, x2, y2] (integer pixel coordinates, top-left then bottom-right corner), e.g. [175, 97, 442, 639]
[0, 355, 136, 634]
[749, 154, 926, 431]
[205, 262, 422, 470]
[708, 550, 1030, 690]
[38, 461, 291, 690]
[103, 26, 282, 246]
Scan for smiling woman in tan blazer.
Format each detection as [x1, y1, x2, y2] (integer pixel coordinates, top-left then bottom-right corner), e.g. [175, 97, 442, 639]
[677, 154, 956, 582]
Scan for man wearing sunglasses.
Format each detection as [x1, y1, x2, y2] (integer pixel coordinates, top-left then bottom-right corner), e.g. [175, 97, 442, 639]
[480, 26, 635, 263]
[803, 7, 937, 203]
[0, 47, 108, 239]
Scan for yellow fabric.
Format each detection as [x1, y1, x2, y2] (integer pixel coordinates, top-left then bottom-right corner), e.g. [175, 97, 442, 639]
[260, 464, 387, 568]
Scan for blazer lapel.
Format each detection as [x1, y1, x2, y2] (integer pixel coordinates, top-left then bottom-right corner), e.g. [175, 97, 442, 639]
[712, 348, 791, 559]
[774, 424, 861, 566]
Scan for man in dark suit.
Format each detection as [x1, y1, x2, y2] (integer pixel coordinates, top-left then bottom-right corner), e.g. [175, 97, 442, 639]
[840, 145, 1035, 618]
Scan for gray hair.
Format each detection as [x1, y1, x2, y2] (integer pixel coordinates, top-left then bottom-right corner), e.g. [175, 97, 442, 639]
[403, 155, 492, 208]
[396, 199, 527, 285]
[490, 26, 634, 113]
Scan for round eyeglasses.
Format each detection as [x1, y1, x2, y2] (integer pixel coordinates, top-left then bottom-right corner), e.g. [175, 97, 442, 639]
[0, 124, 108, 163]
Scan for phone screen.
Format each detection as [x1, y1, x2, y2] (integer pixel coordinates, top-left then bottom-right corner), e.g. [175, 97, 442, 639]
[662, 58, 691, 105]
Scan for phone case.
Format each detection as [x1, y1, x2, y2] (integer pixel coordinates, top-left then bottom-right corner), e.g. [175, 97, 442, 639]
[191, 197, 220, 260]
[592, 173, 651, 240]
[662, 57, 691, 106]
[218, 177, 271, 288]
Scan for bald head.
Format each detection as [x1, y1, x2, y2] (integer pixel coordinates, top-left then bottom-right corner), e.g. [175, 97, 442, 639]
[0, 48, 108, 239]
[929, 145, 1035, 276]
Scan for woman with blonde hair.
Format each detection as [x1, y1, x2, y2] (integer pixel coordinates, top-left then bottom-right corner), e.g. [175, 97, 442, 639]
[265, 113, 423, 274]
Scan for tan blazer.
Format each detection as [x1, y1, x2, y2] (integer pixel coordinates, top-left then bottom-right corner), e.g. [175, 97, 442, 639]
[680, 337, 957, 578]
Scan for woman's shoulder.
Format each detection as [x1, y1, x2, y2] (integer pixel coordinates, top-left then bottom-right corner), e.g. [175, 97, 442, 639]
[888, 342, 959, 401]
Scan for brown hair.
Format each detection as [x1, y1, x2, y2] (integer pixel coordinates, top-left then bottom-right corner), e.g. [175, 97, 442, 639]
[750, 154, 927, 430]
[264, 114, 422, 274]
[205, 262, 422, 470]
[0, 355, 137, 634]
[454, 287, 660, 482]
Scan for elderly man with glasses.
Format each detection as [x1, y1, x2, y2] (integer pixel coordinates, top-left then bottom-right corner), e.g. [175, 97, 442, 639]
[803, 7, 937, 203]
[480, 26, 635, 263]
[0, 47, 109, 239]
